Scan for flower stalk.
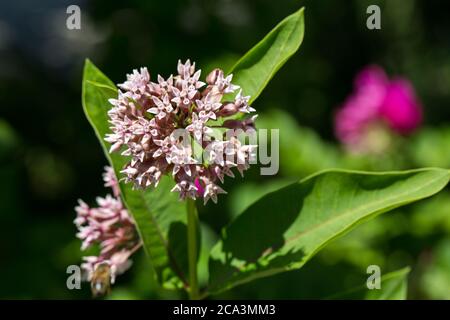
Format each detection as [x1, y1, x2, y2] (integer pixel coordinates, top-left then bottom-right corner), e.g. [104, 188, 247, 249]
[186, 198, 199, 300]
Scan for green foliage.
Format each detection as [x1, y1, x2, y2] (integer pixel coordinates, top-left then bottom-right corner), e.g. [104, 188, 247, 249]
[410, 127, 450, 168]
[228, 178, 296, 217]
[228, 7, 305, 104]
[410, 193, 450, 236]
[364, 267, 410, 300]
[0, 120, 19, 160]
[330, 267, 410, 300]
[208, 169, 449, 294]
[420, 238, 450, 299]
[257, 110, 341, 175]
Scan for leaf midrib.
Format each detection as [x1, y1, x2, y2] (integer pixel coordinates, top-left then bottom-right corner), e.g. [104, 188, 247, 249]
[211, 171, 447, 292]
[279, 172, 446, 253]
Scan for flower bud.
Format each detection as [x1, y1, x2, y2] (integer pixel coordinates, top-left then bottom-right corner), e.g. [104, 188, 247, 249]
[217, 102, 238, 117]
[206, 68, 223, 85]
[202, 85, 223, 102]
[222, 119, 242, 130]
[223, 115, 257, 131]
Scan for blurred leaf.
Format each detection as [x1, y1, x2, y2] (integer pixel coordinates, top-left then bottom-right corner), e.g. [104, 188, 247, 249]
[410, 192, 450, 236]
[207, 168, 449, 294]
[258, 109, 341, 176]
[410, 126, 450, 167]
[420, 238, 450, 299]
[107, 288, 141, 300]
[0, 119, 19, 160]
[25, 148, 74, 199]
[82, 59, 189, 290]
[329, 267, 410, 300]
[228, 7, 305, 104]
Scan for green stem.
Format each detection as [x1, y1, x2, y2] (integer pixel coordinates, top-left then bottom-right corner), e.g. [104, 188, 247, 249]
[186, 198, 199, 300]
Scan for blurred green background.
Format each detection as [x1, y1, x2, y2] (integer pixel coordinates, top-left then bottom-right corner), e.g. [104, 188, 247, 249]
[0, 0, 449, 299]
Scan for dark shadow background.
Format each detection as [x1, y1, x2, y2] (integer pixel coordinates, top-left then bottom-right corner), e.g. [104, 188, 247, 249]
[0, 0, 449, 298]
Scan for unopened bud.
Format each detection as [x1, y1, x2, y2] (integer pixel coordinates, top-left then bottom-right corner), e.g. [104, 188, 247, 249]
[206, 68, 223, 85]
[222, 119, 242, 130]
[242, 115, 258, 130]
[202, 85, 223, 101]
[222, 115, 257, 130]
[217, 102, 238, 117]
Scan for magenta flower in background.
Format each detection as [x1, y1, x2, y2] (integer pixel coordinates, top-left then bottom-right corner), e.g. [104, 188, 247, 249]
[379, 79, 422, 134]
[334, 65, 422, 152]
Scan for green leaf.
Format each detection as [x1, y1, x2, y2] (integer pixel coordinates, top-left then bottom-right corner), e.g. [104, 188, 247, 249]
[365, 267, 410, 300]
[207, 168, 449, 294]
[82, 59, 189, 289]
[329, 267, 411, 300]
[228, 178, 296, 219]
[228, 7, 305, 104]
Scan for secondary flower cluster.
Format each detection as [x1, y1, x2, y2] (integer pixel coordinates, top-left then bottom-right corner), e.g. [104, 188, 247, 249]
[74, 166, 140, 285]
[105, 60, 257, 204]
[334, 65, 422, 152]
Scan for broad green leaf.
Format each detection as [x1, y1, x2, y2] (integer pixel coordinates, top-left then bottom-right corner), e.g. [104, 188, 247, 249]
[228, 7, 305, 104]
[328, 267, 410, 300]
[228, 178, 295, 219]
[207, 168, 449, 294]
[82, 59, 189, 289]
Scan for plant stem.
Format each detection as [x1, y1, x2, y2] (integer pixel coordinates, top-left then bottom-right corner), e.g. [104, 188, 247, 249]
[186, 198, 199, 300]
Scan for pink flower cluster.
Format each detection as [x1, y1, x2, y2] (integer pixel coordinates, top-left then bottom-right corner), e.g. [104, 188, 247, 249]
[335, 65, 422, 151]
[74, 166, 140, 284]
[105, 60, 257, 204]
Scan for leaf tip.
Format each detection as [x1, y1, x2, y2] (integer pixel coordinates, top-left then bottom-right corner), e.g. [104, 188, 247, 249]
[84, 58, 92, 67]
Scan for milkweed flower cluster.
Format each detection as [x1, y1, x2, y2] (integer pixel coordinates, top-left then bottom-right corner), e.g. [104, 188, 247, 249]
[105, 60, 258, 204]
[334, 65, 422, 152]
[74, 166, 140, 284]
